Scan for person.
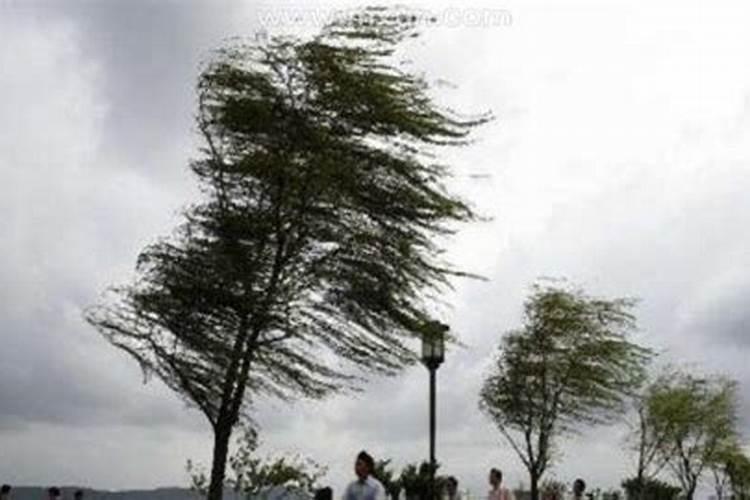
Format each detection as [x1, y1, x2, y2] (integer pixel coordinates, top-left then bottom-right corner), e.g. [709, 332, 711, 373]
[342, 450, 386, 500]
[1, 484, 11, 500]
[444, 476, 461, 500]
[74, 490, 84, 500]
[487, 469, 514, 500]
[48, 487, 61, 500]
[571, 479, 585, 500]
[315, 487, 333, 500]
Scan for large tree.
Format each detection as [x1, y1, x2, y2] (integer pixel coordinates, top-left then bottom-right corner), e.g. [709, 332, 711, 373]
[479, 282, 652, 500]
[86, 8, 489, 500]
[646, 371, 738, 500]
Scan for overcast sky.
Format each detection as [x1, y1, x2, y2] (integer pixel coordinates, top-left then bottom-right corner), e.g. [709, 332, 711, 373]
[1, 0, 749, 497]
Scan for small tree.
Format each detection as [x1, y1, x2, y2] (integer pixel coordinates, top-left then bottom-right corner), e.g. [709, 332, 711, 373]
[620, 477, 679, 500]
[479, 282, 652, 500]
[400, 461, 439, 500]
[647, 371, 738, 500]
[600, 489, 623, 500]
[188, 425, 326, 499]
[540, 478, 565, 500]
[373, 459, 402, 500]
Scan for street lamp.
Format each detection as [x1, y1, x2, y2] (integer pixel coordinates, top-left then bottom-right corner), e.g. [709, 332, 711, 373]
[421, 320, 448, 500]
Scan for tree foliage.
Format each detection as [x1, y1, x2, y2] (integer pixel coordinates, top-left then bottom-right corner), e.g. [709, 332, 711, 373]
[708, 441, 744, 500]
[373, 459, 402, 500]
[399, 461, 440, 500]
[646, 370, 739, 500]
[624, 376, 673, 500]
[540, 478, 566, 500]
[188, 425, 326, 499]
[620, 477, 680, 500]
[725, 448, 750, 500]
[479, 282, 652, 500]
[86, 7, 488, 500]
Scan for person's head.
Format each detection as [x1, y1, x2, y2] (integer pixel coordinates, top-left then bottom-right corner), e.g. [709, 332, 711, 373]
[48, 487, 61, 499]
[74, 490, 84, 500]
[489, 468, 502, 488]
[314, 487, 332, 500]
[0, 485, 10, 496]
[446, 477, 458, 495]
[355, 450, 375, 480]
[572, 479, 586, 497]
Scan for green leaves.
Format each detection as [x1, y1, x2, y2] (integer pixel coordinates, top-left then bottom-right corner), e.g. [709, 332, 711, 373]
[481, 282, 652, 432]
[398, 461, 440, 500]
[644, 370, 739, 499]
[229, 426, 326, 498]
[87, 8, 488, 499]
[373, 459, 403, 500]
[188, 425, 327, 499]
[479, 281, 652, 500]
[621, 476, 680, 500]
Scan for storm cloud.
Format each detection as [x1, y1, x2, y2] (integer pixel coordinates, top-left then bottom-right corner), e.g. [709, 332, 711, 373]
[1, 0, 749, 497]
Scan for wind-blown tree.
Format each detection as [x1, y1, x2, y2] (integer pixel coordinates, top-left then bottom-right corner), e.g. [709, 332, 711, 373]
[85, 8, 489, 500]
[479, 282, 652, 500]
[624, 377, 673, 500]
[726, 448, 750, 500]
[709, 442, 743, 500]
[646, 371, 738, 500]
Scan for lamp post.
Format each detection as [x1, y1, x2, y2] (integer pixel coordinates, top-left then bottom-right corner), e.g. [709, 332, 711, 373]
[421, 321, 447, 500]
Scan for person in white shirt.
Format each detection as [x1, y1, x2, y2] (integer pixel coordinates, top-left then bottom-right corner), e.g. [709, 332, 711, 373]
[487, 468, 514, 500]
[443, 476, 461, 500]
[342, 451, 386, 500]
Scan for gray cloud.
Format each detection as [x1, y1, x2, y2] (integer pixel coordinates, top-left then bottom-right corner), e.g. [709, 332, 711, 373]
[44, 1, 255, 179]
[2, 1, 750, 497]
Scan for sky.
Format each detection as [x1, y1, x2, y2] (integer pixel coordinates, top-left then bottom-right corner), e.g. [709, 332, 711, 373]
[1, 0, 749, 497]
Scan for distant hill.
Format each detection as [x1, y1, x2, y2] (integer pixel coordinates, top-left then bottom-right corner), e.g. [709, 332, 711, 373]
[5, 485, 314, 500]
[5, 487, 242, 500]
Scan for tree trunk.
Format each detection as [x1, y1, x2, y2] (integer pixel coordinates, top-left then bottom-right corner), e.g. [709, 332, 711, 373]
[530, 471, 540, 500]
[206, 318, 256, 500]
[207, 422, 234, 500]
[634, 469, 644, 500]
[684, 482, 696, 500]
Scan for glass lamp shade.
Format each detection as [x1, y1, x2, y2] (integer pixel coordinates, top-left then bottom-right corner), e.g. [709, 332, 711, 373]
[421, 321, 447, 367]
